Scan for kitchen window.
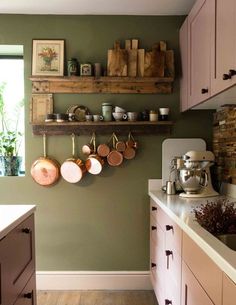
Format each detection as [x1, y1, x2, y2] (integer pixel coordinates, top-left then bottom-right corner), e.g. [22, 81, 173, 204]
[0, 45, 25, 176]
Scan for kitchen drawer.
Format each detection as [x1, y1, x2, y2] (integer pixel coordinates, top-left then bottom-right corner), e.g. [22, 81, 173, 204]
[182, 232, 222, 305]
[182, 261, 214, 305]
[165, 247, 181, 289]
[150, 200, 182, 255]
[164, 278, 181, 305]
[0, 215, 35, 305]
[13, 274, 36, 305]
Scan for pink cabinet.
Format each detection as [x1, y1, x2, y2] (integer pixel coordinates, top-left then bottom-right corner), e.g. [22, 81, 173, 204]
[223, 274, 236, 305]
[150, 199, 182, 305]
[179, 17, 188, 112]
[211, 0, 236, 95]
[182, 261, 215, 305]
[187, 0, 214, 108]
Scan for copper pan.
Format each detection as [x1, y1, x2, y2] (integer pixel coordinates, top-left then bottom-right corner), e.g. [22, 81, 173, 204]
[97, 134, 112, 157]
[123, 132, 136, 160]
[107, 133, 123, 166]
[85, 133, 104, 175]
[60, 134, 86, 183]
[82, 133, 95, 156]
[31, 134, 60, 186]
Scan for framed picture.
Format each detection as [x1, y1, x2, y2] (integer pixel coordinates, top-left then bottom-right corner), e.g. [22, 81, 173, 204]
[30, 94, 53, 123]
[32, 39, 64, 76]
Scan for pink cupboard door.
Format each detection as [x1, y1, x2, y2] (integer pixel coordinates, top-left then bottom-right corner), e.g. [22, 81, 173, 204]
[211, 0, 236, 95]
[182, 262, 215, 305]
[180, 17, 189, 112]
[188, 0, 215, 108]
[223, 273, 236, 305]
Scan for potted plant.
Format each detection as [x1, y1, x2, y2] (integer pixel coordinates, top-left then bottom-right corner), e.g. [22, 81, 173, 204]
[0, 82, 23, 176]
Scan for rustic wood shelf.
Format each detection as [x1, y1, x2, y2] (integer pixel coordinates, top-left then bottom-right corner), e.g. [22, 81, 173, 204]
[30, 76, 174, 94]
[31, 121, 173, 136]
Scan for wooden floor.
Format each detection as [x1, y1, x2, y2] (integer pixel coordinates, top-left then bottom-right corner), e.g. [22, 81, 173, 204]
[37, 290, 158, 305]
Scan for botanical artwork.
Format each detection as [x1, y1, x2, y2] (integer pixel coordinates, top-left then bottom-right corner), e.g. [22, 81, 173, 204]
[32, 40, 64, 76]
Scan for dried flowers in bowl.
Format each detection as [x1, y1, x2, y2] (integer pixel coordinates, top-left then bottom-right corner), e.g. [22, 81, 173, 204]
[193, 198, 236, 235]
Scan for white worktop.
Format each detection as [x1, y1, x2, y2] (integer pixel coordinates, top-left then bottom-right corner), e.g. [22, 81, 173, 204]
[0, 205, 36, 239]
[149, 190, 236, 283]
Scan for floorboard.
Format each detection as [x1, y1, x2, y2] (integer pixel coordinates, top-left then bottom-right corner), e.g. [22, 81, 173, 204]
[37, 290, 158, 305]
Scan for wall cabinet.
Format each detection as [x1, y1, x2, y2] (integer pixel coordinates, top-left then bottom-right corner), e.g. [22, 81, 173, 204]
[180, 0, 236, 111]
[0, 214, 36, 305]
[211, 0, 236, 95]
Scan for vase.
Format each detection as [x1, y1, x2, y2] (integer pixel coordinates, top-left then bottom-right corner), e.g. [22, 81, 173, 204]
[0, 156, 22, 176]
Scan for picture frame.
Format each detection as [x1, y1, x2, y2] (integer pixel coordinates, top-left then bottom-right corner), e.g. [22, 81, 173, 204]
[30, 94, 53, 123]
[32, 39, 64, 76]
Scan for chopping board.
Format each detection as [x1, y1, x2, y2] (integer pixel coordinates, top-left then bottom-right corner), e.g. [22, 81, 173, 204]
[144, 48, 165, 77]
[125, 39, 138, 77]
[107, 41, 128, 76]
[162, 138, 206, 187]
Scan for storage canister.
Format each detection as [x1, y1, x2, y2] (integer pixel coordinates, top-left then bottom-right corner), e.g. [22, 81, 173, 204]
[67, 58, 78, 76]
[102, 102, 112, 122]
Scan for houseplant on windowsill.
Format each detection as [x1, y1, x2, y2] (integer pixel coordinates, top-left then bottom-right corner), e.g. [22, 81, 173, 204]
[0, 82, 23, 176]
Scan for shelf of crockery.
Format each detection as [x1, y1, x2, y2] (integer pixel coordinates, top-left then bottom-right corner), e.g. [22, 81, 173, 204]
[31, 121, 174, 136]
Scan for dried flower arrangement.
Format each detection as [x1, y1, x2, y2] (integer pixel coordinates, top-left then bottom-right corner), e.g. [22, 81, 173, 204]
[193, 198, 236, 235]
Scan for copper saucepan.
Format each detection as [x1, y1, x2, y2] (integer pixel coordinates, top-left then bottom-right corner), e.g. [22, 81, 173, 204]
[60, 134, 86, 183]
[31, 134, 60, 186]
[123, 132, 137, 160]
[107, 133, 123, 167]
[85, 133, 104, 175]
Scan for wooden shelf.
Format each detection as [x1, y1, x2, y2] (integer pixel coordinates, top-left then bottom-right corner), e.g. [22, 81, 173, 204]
[31, 121, 173, 135]
[30, 76, 174, 94]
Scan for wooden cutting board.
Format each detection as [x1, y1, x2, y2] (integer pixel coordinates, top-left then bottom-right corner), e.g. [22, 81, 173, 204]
[126, 39, 138, 77]
[107, 41, 128, 76]
[144, 49, 165, 77]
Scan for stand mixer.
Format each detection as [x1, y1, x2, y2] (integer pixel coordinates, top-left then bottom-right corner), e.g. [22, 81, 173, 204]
[177, 151, 219, 198]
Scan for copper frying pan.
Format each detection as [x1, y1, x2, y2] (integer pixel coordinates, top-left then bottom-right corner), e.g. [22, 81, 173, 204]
[31, 134, 60, 186]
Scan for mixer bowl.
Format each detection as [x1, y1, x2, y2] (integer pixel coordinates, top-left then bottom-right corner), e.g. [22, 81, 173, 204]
[178, 168, 207, 194]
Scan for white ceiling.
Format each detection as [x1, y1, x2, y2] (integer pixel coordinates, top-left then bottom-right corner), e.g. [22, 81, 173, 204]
[0, 0, 196, 15]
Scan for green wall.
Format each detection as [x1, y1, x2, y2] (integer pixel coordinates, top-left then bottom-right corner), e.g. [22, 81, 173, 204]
[0, 15, 213, 271]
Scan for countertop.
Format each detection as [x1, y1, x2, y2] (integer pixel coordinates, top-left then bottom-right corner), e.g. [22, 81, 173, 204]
[149, 190, 236, 283]
[0, 205, 36, 239]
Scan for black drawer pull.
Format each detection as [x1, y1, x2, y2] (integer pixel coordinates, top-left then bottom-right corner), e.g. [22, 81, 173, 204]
[24, 292, 32, 299]
[165, 299, 172, 305]
[22, 228, 31, 234]
[165, 225, 173, 231]
[151, 226, 157, 231]
[229, 69, 236, 77]
[223, 73, 231, 80]
[151, 263, 156, 268]
[201, 88, 208, 94]
[151, 206, 157, 211]
[165, 250, 173, 256]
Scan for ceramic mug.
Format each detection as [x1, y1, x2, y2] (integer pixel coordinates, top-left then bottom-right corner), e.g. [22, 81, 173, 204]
[127, 112, 138, 122]
[85, 114, 93, 121]
[93, 114, 103, 122]
[112, 112, 127, 121]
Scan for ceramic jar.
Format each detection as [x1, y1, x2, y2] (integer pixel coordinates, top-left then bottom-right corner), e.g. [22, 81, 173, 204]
[102, 102, 112, 122]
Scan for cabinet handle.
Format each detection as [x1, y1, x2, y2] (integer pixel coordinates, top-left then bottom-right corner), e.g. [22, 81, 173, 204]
[24, 292, 32, 299]
[165, 299, 172, 305]
[223, 73, 231, 80]
[151, 226, 157, 231]
[229, 69, 236, 77]
[201, 88, 208, 94]
[165, 225, 173, 231]
[151, 262, 157, 268]
[22, 228, 31, 234]
[165, 250, 173, 256]
[151, 206, 157, 211]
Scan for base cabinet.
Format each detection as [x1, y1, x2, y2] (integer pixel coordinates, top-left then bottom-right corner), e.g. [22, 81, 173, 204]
[14, 274, 36, 305]
[150, 197, 236, 305]
[0, 214, 36, 305]
[182, 262, 214, 305]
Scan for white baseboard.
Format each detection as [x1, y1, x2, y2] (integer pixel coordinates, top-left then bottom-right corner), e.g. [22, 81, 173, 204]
[36, 271, 152, 290]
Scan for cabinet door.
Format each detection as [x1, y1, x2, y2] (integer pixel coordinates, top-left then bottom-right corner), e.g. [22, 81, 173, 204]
[14, 274, 36, 305]
[182, 262, 214, 305]
[223, 273, 236, 305]
[188, 0, 214, 107]
[211, 0, 236, 95]
[180, 17, 189, 112]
